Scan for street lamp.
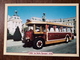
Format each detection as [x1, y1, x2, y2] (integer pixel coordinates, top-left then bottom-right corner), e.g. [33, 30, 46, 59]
[42, 13, 46, 22]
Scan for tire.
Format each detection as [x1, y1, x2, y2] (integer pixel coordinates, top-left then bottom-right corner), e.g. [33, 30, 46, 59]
[72, 36, 74, 40]
[33, 38, 44, 49]
[65, 37, 70, 43]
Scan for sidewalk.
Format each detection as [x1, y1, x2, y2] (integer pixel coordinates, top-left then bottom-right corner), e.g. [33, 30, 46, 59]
[7, 39, 24, 47]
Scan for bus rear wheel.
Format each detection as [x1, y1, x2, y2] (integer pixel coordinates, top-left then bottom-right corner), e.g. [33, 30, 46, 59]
[33, 38, 44, 49]
[65, 37, 70, 43]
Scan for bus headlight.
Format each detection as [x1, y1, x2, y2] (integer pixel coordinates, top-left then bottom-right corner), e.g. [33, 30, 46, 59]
[26, 37, 30, 39]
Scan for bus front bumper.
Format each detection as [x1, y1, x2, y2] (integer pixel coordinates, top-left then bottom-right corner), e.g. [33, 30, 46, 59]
[22, 39, 33, 44]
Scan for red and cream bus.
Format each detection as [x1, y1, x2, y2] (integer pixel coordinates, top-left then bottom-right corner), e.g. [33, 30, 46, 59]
[22, 20, 74, 49]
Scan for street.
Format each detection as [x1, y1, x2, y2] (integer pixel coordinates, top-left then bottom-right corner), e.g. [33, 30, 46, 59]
[6, 38, 76, 54]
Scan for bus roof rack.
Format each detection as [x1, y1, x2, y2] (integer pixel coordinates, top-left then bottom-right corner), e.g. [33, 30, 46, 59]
[26, 21, 73, 28]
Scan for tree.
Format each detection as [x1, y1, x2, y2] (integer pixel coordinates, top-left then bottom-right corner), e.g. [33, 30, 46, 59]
[7, 29, 13, 40]
[13, 26, 22, 41]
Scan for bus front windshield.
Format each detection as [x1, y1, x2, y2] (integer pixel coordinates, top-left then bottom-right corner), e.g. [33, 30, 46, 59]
[27, 26, 33, 31]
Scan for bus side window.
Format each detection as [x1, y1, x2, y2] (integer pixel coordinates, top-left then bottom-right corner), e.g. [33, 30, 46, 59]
[58, 27, 62, 32]
[42, 26, 46, 32]
[67, 28, 71, 32]
[47, 28, 49, 32]
[50, 28, 54, 32]
[56, 28, 59, 32]
[59, 28, 61, 32]
[63, 28, 66, 32]
[59, 27, 63, 32]
[62, 28, 64, 32]
[62, 28, 66, 32]
[36, 26, 40, 32]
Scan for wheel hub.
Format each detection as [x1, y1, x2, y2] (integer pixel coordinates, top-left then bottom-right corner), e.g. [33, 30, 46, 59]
[36, 40, 43, 48]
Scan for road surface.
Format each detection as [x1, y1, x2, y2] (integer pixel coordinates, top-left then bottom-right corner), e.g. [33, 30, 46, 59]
[6, 38, 76, 54]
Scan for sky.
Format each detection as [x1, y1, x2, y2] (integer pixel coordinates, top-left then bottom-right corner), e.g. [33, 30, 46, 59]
[8, 6, 76, 23]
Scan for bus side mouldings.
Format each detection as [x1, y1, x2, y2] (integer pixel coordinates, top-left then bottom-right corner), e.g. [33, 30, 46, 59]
[47, 32, 72, 40]
[45, 32, 72, 45]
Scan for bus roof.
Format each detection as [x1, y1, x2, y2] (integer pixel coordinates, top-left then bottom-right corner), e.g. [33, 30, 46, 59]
[26, 21, 73, 28]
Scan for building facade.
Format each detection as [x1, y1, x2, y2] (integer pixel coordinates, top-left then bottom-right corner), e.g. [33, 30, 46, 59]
[8, 11, 22, 35]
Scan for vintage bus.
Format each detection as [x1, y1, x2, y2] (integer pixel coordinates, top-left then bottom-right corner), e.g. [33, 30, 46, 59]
[22, 20, 74, 49]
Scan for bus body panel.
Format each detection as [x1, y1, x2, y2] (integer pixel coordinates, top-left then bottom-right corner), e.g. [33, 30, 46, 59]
[24, 30, 34, 41]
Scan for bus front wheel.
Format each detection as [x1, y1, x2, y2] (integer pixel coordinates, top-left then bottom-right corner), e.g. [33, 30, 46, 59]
[33, 38, 44, 49]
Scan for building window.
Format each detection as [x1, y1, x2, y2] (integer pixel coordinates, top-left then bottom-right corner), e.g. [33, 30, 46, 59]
[73, 19, 75, 21]
[35, 19, 37, 20]
[72, 23, 73, 25]
[14, 17, 16, 19]
[67, 28, 71, 32]
[17, 17, 19, 19]
[32, 18, 34, 20]
[66, 23, 68, 25]
[73, 19, 75, 25]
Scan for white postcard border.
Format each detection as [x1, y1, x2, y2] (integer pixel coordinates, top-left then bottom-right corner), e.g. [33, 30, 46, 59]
[4, 3, 79, 57]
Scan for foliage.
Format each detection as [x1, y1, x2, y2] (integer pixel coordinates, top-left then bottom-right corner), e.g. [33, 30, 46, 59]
[13, 26, 22, 41]
[7, 29, 13, 40]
